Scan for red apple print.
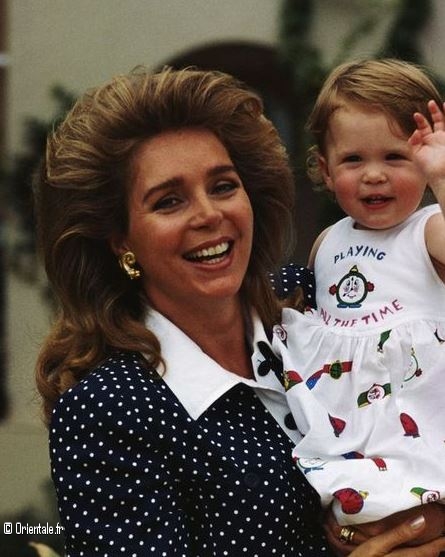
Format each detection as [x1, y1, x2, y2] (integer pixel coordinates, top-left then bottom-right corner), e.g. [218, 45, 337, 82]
[333, 488, 368, 514]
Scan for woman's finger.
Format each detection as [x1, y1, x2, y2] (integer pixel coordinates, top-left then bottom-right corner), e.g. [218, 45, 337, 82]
[352, 516, 426, 556]
[349, 515, 445, 556]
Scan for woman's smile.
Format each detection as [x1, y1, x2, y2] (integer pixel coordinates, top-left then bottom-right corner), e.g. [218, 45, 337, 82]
[117, 127, 254, 315]
[183, 239, 233, 264]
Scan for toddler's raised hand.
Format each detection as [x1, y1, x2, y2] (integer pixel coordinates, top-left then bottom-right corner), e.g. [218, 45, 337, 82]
[409, 100, 445, 191]
[411, 100, 445, 275]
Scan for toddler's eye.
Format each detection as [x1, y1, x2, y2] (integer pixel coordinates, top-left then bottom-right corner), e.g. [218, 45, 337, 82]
[386, 153, 405, 160]
[343, 155, 361, 163]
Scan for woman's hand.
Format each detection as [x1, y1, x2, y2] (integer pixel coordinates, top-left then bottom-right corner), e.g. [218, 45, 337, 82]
[324, 504, 445, 556]
[349, 515, 445, 557]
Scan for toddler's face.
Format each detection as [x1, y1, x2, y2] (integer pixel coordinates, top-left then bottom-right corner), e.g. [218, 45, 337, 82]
[319, 102, 427, 230]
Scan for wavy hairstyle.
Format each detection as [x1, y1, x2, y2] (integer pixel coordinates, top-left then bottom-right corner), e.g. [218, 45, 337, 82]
[306, 58, 443, 187]
[34, 66, 295, 422]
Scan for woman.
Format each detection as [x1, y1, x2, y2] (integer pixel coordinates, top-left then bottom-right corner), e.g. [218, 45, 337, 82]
[34, 66, 445, 556]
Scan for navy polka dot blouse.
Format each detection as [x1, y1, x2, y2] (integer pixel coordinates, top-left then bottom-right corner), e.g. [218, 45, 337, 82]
[50, 265, 333, 556]
[269, 263, 316, 307]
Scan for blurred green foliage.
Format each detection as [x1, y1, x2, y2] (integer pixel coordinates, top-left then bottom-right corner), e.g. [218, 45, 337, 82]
[2, 86, 76, 280]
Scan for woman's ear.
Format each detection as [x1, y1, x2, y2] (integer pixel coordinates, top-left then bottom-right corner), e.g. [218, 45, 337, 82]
[319, 155, 335, 192]
[109, 234, 129, 257]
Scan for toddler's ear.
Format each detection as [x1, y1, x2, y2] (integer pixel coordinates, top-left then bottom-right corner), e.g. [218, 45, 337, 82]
[319, 155, 334, 192]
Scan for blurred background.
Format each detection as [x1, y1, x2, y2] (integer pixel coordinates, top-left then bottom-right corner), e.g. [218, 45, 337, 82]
[1, 0, 445, 554]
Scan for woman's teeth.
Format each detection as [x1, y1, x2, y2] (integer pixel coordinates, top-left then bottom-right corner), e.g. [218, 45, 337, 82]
[186, 241, 231, 262]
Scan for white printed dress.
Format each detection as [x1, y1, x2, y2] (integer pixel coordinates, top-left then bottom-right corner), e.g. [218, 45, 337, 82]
[267, 204, 445, 524]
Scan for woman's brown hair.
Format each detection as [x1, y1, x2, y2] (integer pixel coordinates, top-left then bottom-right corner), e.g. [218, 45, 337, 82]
[34, 66, 295, 422]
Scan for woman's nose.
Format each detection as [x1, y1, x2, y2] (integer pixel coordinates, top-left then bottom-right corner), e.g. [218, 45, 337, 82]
[190, 196, 223, 228]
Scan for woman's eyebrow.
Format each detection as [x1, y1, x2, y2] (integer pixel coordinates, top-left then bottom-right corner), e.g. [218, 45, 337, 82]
[141, 165, 238, 203]
[141, 177, 182, 204]
[207, 164, 237, 177]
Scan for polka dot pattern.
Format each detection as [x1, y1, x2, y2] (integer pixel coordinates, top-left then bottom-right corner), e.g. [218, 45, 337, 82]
[269, 264, 316, 307]
[50, 351, 332, 556]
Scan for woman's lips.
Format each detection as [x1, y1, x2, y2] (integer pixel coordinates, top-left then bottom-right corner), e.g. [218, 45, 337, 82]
[184, 240, 233, 263]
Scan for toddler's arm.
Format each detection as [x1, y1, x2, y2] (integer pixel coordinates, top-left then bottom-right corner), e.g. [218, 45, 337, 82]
[409, 100, 445, 276]
[307, 226, 331, 269]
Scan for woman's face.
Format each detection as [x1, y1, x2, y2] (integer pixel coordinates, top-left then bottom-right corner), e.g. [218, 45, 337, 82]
[117, 128, 254, 316]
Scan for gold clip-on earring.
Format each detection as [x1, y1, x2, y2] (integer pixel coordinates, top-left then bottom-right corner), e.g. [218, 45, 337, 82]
[119, 251, 141, 280]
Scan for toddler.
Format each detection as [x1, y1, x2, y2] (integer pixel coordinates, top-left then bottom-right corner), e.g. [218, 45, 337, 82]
[262, 59, 445, 529]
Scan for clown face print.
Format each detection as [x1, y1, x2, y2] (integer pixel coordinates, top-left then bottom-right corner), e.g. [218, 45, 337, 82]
[329, 266, 374, 308]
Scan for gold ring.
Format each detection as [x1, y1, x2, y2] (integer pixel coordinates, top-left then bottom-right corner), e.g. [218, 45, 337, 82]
[339, 526, 355, 544]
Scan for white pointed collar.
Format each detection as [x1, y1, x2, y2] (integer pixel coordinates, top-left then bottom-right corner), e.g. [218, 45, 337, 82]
[144, 308, 286, 420]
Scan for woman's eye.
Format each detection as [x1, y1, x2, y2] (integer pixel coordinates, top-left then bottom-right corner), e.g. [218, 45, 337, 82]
[152, 195, 182, 212]
[213, 180, 240, 195]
